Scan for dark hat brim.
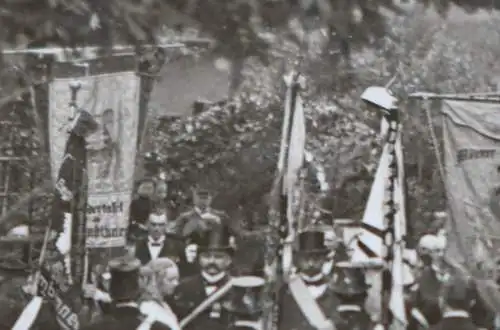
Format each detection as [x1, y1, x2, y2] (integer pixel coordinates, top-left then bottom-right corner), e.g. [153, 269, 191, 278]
[295, 248, 330, 255]
[199, 246, 234, 254]
[221, 301, 263, 315]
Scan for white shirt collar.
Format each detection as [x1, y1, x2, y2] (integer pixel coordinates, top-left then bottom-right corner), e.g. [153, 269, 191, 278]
[337, 305, 362, 312]
[300, 272, 324, 283]
[443, 310, 469, 318]
[148, 235, 165, 244]
[201, 271, 226, 284]
[116, 302, 139, 308]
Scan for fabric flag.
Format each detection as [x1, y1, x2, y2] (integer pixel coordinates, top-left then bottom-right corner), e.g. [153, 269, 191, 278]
[441, 99, 500, 309]
[389, 124, 408, 328]
[351, 117, 407, 327]
[263, 72, 306, 330]
[278, 72, 307, 273]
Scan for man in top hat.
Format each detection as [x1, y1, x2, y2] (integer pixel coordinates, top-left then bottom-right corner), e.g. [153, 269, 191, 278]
[134, 211, 185, 266]
[173, 187, 241, 277]
[278, 230, 341, 330]
[171, 225, 235, 330]
[329, 261, 373, 330]
[429, 276, 477, 330]
[81, 255, 172, 330]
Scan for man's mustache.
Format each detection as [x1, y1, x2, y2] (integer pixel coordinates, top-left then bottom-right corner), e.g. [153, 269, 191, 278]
[205, 264, 220, 270]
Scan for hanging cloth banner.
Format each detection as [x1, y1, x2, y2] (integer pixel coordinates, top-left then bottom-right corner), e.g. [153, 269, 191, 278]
[48, 64, 141, 250]
[441, 99, 500, 271]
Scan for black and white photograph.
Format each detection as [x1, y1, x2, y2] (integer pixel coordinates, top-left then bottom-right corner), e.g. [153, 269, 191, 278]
[0, 1, 499, 330]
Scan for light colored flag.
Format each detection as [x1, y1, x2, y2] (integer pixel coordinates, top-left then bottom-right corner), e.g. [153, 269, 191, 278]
[278, 72, 307, 273]
[441, 99, 500, 310]
[351, 118, 407, 327]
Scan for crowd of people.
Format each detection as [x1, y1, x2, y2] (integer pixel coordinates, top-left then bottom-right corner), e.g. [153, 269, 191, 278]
[0, 171, 497, 330]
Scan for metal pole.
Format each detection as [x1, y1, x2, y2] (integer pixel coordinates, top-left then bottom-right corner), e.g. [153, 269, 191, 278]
[408, 91, 500, 101]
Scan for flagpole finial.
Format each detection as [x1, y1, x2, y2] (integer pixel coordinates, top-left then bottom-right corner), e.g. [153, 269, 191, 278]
[283, 71, 306, 90]
[361, 86, 398, 112]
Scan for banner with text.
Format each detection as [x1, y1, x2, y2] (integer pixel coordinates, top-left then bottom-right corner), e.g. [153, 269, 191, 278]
[442, 100, 500, 266]
[49, 72, 140, 248]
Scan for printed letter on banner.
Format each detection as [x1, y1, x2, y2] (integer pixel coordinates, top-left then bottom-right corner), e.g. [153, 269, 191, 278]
[48, 72, 140, 248]
[441, 100, 500, 270]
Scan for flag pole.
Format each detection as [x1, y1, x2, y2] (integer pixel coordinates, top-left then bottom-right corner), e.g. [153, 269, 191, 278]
[264, 72, 302, 330]
[380, 104, 400, 329]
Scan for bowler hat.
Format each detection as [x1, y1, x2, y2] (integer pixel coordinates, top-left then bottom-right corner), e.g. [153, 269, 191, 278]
[330, 261, 370, 296]
[198, 225, 234, 254]
[295, 231, 329, 254]
[108, 256, 141, 302]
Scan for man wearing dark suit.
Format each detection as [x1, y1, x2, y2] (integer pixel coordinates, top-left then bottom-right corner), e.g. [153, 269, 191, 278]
[81, 256, 173, 330]
[429, 276, 478, 330]
[330, 261, 373, 330]
[134, 212, 184, 266]
[278, 231, 343, 330]
[173, 188, 242, 244]
[171, 225, 234, 330]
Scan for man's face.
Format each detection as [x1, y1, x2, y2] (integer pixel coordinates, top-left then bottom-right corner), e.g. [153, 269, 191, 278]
[199, 250, 231, 276]
[138, 182, 155, 198]
[193, 191, 212, 210]
[296, 253, 325, 277]
[185, 244, 198, 263]
[148, 213, 167, 239]
[159, 267, 180, 296]
[156, 182, 168, 200]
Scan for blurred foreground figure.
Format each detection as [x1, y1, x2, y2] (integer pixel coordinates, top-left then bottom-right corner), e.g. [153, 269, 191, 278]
[0, 233, 59, 330]
[81, 256, 172, 330]
[429, 276, 477, 330]
[331, 261, 373, 330]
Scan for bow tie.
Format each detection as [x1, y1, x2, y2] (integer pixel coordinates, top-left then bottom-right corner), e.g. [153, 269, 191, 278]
[149, 242, 163, 247]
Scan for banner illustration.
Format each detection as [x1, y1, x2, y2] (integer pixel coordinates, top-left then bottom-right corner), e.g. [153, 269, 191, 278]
[49, 72, 141, 248]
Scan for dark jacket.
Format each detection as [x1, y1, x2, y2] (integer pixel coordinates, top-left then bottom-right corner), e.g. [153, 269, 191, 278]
[171, 274, 232, 330]
[429, 312, 478, 330]
[278, 281, 340, 330]
[134, 234, 185, 265]
[81, 303, 172, 330]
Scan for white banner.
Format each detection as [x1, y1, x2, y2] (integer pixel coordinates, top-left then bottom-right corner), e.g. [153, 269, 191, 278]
[49, 72, 140, 248]
[442, 100, 500, 265]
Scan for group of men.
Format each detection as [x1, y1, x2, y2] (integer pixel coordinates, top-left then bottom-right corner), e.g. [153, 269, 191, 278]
[0, 176, 497, 330]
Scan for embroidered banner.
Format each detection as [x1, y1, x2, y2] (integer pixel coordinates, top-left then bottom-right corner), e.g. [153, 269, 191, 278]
[48, 71, 141, 248]
[441, 100, 500, 268]
[38, 261, 80, 330]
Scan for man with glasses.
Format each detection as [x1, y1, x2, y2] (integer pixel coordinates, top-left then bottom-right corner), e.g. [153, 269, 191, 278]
[135, 211, 184, 266]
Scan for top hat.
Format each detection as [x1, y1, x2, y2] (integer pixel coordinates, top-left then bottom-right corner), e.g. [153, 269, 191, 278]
[295, 231, 329, 255]
[330, 261, 370, 296]
[70, 109, 98, 137]
[108, 256, 141, 302]
[222, 276, 265, 316]
[198, 225, 233, 254]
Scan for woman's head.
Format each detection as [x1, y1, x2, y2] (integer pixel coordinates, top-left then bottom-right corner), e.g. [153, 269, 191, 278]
[143, 258, 180, 298]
